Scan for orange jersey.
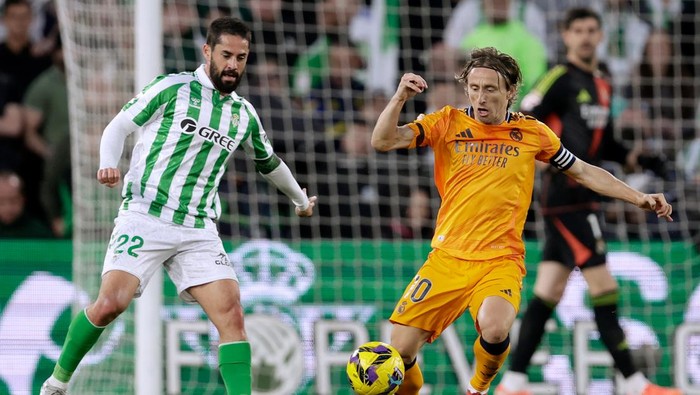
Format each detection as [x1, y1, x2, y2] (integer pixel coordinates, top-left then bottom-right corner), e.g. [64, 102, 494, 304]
[408, 106, 567, 261]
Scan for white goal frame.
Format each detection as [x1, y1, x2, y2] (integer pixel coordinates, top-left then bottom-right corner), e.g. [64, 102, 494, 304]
[134, 1, 163, 394]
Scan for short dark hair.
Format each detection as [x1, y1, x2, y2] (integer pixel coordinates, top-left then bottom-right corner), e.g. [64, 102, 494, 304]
[456, 47, 522, 108]
[2, 0, 31, 15]
[206, 17, 252, 48]
[561, 7, 602, 30]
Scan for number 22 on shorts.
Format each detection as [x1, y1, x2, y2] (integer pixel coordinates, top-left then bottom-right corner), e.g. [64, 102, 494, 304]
[110, 233, 145, 258]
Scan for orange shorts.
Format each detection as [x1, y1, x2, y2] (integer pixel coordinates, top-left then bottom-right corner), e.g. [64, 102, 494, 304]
[389, 248, 525, 343]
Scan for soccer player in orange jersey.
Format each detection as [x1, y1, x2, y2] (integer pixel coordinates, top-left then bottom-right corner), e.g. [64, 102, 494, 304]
[370, 47, 673, 395]
[497, 8, 680, 395]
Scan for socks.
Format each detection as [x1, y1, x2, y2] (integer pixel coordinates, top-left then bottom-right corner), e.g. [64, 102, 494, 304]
[52, 309, 106, 383]
[396, 358, 424, 395]
[625, 371, 650, 394]
[592, 291, 637, 378]
[498, 370, 528, 392]
[467, 383, 488, 394]
[218, 341, 252, 395]
[470, 335, 510, 392]
[509, 295, 556, 373]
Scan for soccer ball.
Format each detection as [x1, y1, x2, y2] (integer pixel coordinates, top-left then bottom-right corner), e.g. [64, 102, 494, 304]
[346, 341, 405, 395]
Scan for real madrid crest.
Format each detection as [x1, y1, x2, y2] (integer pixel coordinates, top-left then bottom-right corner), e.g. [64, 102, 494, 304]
[510, 128, 523, 142]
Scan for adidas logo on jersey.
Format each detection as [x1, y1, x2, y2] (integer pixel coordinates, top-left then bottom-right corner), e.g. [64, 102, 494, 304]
[455, 128, 474, 138]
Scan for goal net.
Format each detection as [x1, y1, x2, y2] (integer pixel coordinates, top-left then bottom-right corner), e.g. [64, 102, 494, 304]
[54, 0, 700, 394]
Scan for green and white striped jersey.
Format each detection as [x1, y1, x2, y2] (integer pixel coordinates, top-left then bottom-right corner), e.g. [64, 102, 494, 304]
[119, 65, 274, 228]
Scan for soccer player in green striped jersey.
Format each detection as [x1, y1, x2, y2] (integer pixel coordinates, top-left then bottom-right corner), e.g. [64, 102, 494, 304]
[41, 17, 316, 395]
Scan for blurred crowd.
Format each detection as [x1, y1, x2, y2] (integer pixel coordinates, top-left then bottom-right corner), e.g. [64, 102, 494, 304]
[0, 0, 698, 249]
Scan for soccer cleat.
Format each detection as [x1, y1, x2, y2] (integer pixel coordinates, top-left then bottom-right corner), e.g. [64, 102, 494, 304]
[494, 384, 533, 395]
[639, 383, 682, 395]
[40, 380, 67, 395]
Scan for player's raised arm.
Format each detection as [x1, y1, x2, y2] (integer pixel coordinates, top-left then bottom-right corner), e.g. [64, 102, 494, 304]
[96, 112, 138, 188]
[371, 73, 427, 152]
[563, 159, 673, 221]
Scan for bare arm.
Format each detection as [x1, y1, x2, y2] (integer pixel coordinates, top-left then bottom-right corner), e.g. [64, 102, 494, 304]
[564, 159, 673, 221]
[0, 103, 23, 137]
[24, 106, 50, 157]
[371, 73, 428, 152]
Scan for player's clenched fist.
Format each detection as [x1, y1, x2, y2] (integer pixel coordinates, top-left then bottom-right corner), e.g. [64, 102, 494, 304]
[97, 167, 121, 188]
[393, 73, 428, 101]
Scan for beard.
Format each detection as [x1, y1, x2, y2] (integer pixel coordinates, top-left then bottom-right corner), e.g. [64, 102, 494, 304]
[209, 62, 242, 94]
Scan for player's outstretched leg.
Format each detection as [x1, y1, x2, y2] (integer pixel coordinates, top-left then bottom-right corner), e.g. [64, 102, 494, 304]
[188, 279, 251, 395]
[496, 295, 557, 395]
[40, 309, 106, 395]
[592, 291, 681, 395]
[41, 271, 138, 394]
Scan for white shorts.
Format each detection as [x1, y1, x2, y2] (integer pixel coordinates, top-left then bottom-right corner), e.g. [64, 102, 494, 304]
[102, 210, 237, 302]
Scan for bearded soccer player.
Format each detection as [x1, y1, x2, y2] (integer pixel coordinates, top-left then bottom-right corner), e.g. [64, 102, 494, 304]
[370, 46, 672, 395]
[40, 17, 316, 395]
[496, 8, 680, 395]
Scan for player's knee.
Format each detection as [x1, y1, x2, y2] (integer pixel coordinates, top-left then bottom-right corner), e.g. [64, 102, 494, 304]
[90, 297, 128, 325]
[534, 281, 566, 302]
[478, 319, 511, 343]
[212, 302, 246, 339]
[225, 302, 245, 324]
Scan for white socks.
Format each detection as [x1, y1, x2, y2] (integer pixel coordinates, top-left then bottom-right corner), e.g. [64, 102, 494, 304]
[468, 383, 489, 394]
[499, 370, 528, 391]
[625, 372, 650, 395]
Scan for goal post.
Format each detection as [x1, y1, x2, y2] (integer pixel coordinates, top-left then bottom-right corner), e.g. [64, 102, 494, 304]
[57, 0, 139, 393]
[133, 1, 164, 395]
[56, 0, 165, 393]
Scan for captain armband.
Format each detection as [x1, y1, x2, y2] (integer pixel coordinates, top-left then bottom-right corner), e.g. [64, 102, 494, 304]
[549, 146, 576, 171]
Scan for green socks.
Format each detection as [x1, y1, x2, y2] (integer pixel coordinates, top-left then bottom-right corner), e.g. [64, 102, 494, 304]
[219, 341, 252, 395]
[52, 309, 252, 394]
[53, 309, 106, 382]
